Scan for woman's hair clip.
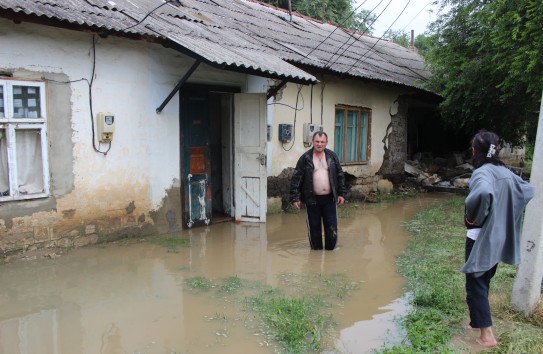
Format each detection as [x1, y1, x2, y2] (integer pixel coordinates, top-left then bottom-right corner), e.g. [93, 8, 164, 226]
[487, 144, 496, 158]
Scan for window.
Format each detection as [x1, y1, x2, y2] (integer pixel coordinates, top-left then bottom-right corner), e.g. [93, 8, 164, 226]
[0, 79, 49, 201]
[334, 105, 371, 164]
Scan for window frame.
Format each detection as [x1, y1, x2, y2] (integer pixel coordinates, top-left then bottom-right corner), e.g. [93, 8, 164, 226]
[0, 79, 50, 201]
[334, 104, 371, 165]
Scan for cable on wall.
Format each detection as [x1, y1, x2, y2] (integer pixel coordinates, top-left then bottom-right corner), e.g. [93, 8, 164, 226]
[47, 35, 111, 155]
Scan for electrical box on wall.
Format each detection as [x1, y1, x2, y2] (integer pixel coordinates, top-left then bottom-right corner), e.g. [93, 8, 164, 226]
[278, 123, 293, 143]
[303, 123, 323, 146]
[97, 112, 115, 143]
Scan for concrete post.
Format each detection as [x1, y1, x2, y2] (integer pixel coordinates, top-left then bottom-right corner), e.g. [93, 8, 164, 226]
[511, 91, 543, 315]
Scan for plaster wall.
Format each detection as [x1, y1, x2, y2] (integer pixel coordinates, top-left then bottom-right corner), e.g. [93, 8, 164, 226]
[269, 76, 404, 179]
[0, 19, 248, 255]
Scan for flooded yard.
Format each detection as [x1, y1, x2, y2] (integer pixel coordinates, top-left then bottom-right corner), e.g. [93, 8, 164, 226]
[0, 194, 448, 354]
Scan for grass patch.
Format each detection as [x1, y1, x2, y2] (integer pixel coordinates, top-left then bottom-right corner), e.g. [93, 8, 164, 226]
[218, 276, 243, 294]
[148, 234, 190, 252]
[180, 272, 358, 353]
[185, 276, 215, 291]
[379, 195, 543, 353]
[376, 189, 420, 203]
[246, 290, 334, 353]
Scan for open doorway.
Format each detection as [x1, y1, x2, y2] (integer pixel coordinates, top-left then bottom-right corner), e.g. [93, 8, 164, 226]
[180, 85, 238, 228]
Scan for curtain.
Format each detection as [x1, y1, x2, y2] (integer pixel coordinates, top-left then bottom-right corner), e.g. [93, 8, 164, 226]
[15, 129, 44, 195]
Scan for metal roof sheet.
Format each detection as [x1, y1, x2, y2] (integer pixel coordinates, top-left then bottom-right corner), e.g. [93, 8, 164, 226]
[0, 0, 431, 89]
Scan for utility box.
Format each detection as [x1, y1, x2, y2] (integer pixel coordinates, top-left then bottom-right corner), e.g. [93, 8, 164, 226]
[97, 112, 115, 143]
[278, 123, 293, 143]
[303, 123, 323, 145]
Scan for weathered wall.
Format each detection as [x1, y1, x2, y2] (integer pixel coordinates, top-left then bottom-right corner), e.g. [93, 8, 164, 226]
[378, 97, 409, 179]
[0, 19, 247, 257]
[267, 75, 412, 203]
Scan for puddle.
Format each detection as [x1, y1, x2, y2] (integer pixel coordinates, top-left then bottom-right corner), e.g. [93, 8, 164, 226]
[0, 194, 449, 353]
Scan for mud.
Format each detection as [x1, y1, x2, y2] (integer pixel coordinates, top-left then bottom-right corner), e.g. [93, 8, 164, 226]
[0, 194, 451, 353]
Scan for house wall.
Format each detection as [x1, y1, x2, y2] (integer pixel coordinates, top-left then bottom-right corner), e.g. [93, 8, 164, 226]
[0, 19, 248, 257]
[268, 76, 406, 202]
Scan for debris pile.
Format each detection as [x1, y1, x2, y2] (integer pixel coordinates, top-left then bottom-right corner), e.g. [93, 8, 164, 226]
[404, 152, 473, 193]
[404, 151, 526, 193]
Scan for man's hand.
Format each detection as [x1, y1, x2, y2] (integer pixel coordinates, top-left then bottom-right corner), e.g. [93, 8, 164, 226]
[337, 196, 345, 205]
[293, 201, 301, 210]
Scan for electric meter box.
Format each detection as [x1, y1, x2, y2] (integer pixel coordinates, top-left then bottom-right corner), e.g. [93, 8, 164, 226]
[97, 112, 115, 143]
[303, 123, 323, 144]
[278, 123, 293, 143]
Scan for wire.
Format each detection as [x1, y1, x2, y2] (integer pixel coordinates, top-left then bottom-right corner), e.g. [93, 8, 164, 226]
[123, 0, 178, 31]
[343, 0, 411, 76]
[267, 101, 304, 111]
[282, 84, 304, 151]
[323, 0, 389, 69]
[297, 0, 370, 61]
[48, 35, 111, 155]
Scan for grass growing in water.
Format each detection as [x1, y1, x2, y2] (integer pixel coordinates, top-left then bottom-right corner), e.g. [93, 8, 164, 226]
[180, 272, 357, 353]
[246, 290, 334, 353]
[219, 276, 243, 294]
[185, 276, 215, 291]
[149, 234, 190, 252]
[379, 195, 543, 353]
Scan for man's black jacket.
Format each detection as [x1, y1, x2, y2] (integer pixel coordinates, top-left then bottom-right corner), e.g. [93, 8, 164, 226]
[289, 148, 347, 206]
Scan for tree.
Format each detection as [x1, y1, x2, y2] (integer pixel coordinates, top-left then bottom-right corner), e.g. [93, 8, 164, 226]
[259, 0, 376, 35]
[424, 0, 543, 145]
[414, 34, 432, 56]
[383, 29, 409, 48]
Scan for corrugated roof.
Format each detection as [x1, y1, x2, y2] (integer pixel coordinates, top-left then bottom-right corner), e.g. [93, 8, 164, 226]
[0, 0, 431, 89]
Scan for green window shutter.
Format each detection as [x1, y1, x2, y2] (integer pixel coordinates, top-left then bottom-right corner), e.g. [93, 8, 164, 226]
[334, 109, 344, 162]
[359, 111, 368, 161]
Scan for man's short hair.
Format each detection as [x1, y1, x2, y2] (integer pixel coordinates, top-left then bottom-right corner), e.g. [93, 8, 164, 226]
[312, 131, 328, 141]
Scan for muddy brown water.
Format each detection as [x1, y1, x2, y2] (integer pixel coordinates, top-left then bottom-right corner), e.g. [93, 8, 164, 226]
[0, 194, 450, 354]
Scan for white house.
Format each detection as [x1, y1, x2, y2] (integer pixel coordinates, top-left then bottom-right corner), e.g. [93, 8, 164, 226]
[0, 0, 438, 258]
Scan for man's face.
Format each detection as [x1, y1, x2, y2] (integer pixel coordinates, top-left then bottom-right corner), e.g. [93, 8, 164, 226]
[313, 134, 328, 152]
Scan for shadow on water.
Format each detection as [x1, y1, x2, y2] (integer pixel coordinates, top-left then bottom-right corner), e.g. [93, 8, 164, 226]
[0, 193, 450, 353]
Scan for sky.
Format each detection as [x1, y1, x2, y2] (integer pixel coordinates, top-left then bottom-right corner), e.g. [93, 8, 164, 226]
[354, 0, 438, 38]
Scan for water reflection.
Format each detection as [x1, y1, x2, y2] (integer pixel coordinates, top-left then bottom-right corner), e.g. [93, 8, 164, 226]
[0, 194, 448, 353]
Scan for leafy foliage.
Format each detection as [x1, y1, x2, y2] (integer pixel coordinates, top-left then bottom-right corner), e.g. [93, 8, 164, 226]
[259, 0, 376, 34]
[424, 0, 543, 145]
[383, 29, 410, 48]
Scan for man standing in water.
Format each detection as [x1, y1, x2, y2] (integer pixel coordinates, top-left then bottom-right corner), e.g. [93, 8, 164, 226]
[289, 131, 347, 250]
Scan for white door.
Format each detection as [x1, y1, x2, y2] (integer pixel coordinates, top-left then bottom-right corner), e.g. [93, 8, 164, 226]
[234, 93, 267, 223]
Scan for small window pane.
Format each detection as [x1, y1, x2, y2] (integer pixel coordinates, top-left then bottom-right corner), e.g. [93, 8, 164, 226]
[346, 110, 358, 162]
[12, 85, 41, 119]
[0, 85, 4, 118]
[16, 129, 44, 195]
[0, 127, 9, 195]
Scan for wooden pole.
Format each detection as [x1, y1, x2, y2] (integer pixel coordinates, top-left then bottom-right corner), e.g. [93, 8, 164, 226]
[511, 91, 543, 315]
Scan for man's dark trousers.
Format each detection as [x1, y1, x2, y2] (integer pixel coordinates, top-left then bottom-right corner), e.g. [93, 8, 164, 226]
[305, 194, 338, 250]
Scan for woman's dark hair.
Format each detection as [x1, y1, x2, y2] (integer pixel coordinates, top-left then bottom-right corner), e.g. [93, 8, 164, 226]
[470, 130, 505, 168]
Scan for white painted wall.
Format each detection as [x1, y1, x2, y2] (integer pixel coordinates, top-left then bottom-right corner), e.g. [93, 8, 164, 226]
[269, 77, 404, 178]
[0, 18, 247, 224]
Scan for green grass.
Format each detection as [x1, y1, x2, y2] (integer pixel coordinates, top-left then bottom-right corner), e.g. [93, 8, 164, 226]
[246, 290, 334, 353]
[179, 272, 358, 353]
[148, 234, 190, 252]
[379, 195, 543, 353]
[185, 276, 215, 291]
[218, 276, 243, 294]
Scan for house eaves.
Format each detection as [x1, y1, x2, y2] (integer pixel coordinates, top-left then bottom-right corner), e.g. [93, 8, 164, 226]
[0, 0, 317, 85]
[0, 0, 432, 93]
